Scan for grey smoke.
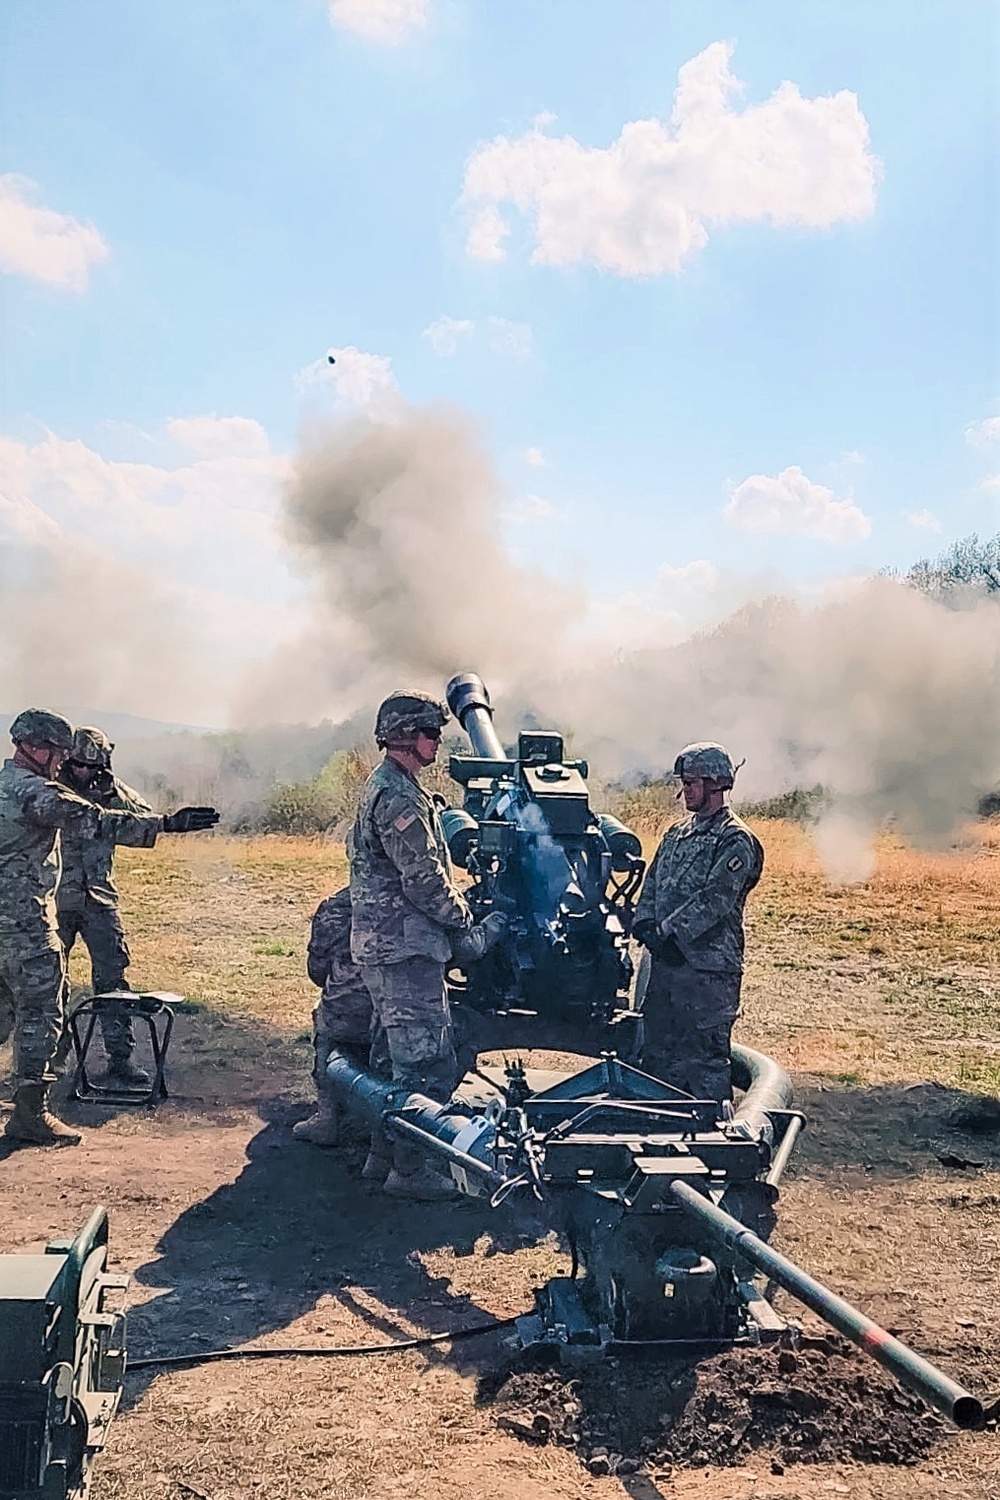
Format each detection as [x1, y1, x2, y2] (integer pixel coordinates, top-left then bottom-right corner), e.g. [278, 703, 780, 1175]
[243, 400, 1000, 879]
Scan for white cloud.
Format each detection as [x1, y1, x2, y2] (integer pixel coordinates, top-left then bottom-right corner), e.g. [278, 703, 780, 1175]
[0, 174, 110, 291]
[165, 414, 271, 461]
[502, 492, 561, 525]
[295, 346, 398, 408]
[466, 203, 509, 262]
[328, 0, 429, 44]
[724, 465, 871, 543]
[966, 416, 1000, 448]
[461, 41, 878, 277]
[906, 509, 942, 533]
[486, 316, 533, 358]
[421, 316, 533, 359]
[523, 446, 546, 467]
[981, 475, 1000, 493]
[422, 316, 475, 357]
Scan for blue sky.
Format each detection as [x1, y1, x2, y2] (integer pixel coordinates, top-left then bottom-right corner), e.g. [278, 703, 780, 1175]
[1, 0, 998, 722]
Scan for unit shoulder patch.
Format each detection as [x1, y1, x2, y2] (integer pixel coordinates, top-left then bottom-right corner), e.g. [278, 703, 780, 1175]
[727, 854, 744, 872]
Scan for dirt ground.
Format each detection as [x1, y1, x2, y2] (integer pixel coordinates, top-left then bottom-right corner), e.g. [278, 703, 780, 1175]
[2, 825, 1000, 1500]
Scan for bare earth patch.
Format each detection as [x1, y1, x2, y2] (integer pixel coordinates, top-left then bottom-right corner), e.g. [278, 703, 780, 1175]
[2, 829, 999, 1499]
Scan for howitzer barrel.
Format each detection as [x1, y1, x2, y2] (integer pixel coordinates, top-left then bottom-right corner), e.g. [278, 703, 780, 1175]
[668, 1178, 983, 1429]
[447, 673, 505, 761]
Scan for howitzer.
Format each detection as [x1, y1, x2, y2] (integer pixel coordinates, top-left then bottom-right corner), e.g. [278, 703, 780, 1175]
[0, 1209, 127, 1500]
[325, 1044, 984, 1429]
[442, 673, 644, 1033]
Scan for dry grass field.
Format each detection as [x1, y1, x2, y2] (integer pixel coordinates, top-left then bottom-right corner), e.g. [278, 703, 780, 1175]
[2, 822, 1000, 1499]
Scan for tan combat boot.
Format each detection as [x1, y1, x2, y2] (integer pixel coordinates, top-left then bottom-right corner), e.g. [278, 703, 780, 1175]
[383, 1165, 462, 1202]
[5, 1083, 82, 1148]
[292, 1091, 341, 1146]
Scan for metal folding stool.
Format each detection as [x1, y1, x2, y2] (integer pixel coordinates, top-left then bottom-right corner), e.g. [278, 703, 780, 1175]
[68, 991, 179, 1106]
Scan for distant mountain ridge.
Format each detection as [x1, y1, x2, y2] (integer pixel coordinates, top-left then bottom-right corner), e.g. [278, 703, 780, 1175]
[0, 709, 214, 743]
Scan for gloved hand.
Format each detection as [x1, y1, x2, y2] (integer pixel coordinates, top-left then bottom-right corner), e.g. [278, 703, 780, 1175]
[479, 910, 509, 952]
[632, 918, 685, 966]
[162, 806, 221, 834]
[451, 911, 509, 964]
[657, 933, 686, 967]
[632, 918, 659, 951]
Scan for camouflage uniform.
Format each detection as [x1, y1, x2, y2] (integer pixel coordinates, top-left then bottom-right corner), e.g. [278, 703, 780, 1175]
[635, 807, 764, 1100]
[306, 888, 373, 1077]
[348, 756, 474, 1110]
[0, 760, 162, 1088]
[56, 776, 157, 1061]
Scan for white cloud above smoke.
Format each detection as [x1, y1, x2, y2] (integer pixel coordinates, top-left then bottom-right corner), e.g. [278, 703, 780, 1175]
[295, 346, 399, 409]
[724, 465, 871, 543]
[328, 0, 429, 45]
[965, 416, 1000, 448]
[461, 41, 878, 276]
[422, 315, 533, 359]
[0, 174, 110, 291]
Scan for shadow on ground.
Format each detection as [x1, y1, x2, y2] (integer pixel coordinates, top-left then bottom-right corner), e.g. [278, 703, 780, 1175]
[122, 1095, 548, 1409]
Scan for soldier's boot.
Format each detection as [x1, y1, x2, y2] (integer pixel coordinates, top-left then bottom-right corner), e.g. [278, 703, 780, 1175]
[361, 1124, 393, 1182]
[382, 1165, 461, 1202]
[382, 1140, 460, 1201]
[293, 1088, 342, 1146]
[4, 1084, 82, 1148]
[105, 1048, 151, 1089]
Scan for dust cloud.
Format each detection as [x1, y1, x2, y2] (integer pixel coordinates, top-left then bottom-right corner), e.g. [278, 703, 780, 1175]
[241, 401, 1000, 880]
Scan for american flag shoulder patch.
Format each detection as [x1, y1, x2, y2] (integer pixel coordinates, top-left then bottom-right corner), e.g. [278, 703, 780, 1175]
[393, 811, 417, 833]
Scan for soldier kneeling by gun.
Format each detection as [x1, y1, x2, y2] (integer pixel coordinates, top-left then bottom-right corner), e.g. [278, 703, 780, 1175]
[295, 887, 373, 1146]
[633, 743, 763, 1104]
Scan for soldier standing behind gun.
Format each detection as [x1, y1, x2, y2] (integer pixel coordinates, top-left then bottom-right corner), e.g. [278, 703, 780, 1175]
[348, 691, 506, 1200]
[0, 709, 218, 1147]
[57, 726, 218, 1088]
[633, 743, 763, 1104]
[293, 887, 373, 1146]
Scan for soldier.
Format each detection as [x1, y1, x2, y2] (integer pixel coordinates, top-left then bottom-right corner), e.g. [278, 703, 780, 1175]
[348, 691, 506, 1199]
[293, 886, 373, 1146]
[0, 708, 218, 1147]
[57, 726, 218, 1087]
[633, 742, 763, 1104]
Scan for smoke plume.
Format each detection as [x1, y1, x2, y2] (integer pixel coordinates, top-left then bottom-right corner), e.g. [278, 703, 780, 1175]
[234, 403, 582, 725]
[242, 400, 1000, 879]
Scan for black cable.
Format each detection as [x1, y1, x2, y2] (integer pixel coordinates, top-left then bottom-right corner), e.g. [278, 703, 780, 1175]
[126, 1316, 519, 1373]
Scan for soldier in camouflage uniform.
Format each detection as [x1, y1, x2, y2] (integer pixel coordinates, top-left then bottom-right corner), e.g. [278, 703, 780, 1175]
[633, 743, 763, 1104]
[0, 710, 215, 1146]
[293, 886, 373, 1146]
[58, 727, 163, 1087]
[348, 690, 506, 1200]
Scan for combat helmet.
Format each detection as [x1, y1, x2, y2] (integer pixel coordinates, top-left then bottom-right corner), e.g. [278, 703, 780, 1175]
[374, 691, 449, 748]
[9, 708, 74, 751]
[673, 742, 739, 789]
[69, 726, 114, 768]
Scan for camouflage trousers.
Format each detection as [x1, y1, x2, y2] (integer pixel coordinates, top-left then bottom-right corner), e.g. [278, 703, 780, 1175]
[58, 901, 134, 1059]
[639, 960, 742, 1103]
[362, 957, 460, 1175]
[0, 933, 65, 1087]
[311, 983, 374, 1086]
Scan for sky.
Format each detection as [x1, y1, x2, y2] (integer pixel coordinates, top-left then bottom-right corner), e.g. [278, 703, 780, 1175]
[1, 0, 998, 727]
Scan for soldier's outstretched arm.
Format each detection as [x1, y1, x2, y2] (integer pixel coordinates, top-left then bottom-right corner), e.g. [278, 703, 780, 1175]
[661, 833, 763, 945]
[25, 777, 163, 849]
[376, 798, 473, 932]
